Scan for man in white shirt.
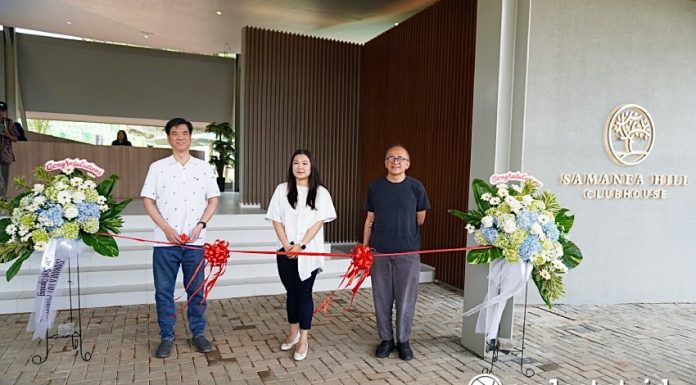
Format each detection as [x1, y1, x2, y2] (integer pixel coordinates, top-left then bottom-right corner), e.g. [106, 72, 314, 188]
[141, 118, 220, 358]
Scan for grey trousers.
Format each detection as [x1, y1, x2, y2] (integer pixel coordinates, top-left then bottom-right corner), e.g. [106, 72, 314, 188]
[0, 163, 9, 197]
[371, 254, 421, 343]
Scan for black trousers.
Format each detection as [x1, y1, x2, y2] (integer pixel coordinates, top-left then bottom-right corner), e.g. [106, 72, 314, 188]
[276, 254, 318, 330]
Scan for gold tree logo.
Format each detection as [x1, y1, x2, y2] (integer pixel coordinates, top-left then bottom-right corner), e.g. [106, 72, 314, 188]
[604, 104, 655, 166]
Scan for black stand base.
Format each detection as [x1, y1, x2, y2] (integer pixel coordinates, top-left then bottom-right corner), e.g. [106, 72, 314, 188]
[481, 282, 536, 378]
[32, 253, 92, 364]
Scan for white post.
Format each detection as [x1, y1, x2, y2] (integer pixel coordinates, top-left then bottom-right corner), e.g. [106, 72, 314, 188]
[461, 0, 531, 356]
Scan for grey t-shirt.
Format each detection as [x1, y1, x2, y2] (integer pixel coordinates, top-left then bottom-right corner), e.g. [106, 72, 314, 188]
[365, 176, 430, 253]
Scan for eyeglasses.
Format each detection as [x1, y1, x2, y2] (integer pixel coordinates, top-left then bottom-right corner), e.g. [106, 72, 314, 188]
[385, 156, 409, 163]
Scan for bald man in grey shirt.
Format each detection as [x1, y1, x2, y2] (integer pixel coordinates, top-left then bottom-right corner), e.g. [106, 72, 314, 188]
[363, 145, 430, 361]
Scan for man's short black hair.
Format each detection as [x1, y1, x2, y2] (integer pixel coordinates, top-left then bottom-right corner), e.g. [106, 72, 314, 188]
[164, 118, 193, 135]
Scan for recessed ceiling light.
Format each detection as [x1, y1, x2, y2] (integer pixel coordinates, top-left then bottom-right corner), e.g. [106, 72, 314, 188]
[394, 22, 399, 26]
[66, 21, 72, 25]
[216, 10, 222, 15]
[143, 35, 149, 38]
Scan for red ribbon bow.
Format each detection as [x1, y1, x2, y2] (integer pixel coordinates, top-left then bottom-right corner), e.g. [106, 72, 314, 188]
[180, 233, 190, 243]
[315, 245, 374, 316]
[182, 239, 230, 311]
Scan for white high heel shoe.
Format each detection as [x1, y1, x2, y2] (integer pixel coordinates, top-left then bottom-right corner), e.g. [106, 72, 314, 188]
[293, 341, 308, 361]
[280, 332, 300, 351]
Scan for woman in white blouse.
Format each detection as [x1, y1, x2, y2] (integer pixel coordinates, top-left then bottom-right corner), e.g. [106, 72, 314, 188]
[266, 149, 337, 361]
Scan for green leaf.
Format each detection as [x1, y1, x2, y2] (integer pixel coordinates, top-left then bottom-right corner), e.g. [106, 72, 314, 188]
[96, 175, 119, 197]
[105, 199, 132, 218]
[0, 218, 10, 243]
[559, 239, 583, 269]
[540, 191, 561, 214]
[472, 179, 494, 213]
[448, 208, 484, 227]
[555, 208, 575, 233]
[467, 247, 502, 264]
[10, 191, 30, 207]
[532, 273, 553, 309]
[81, 233, 119, 257]
[6, 250, 32, 282]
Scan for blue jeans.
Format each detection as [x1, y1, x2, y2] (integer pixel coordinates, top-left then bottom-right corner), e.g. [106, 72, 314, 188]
[276, 254, 318, 330]
[153, 246, 207, 340]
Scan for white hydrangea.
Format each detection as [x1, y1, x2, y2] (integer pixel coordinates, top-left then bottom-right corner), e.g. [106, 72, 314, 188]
[539, 214, 552, 225]
[64, 206, 79, 219]
[530, 223, 544, 238]
[502, 219, 517, 233]
[55, 181, 68, 191]
[33, 184, 45, 193]
[505, 196, 522, 212]
[481, 216, 494, 228]
[34, 196, 46, 206]
[72, 191, 86, 203]
[554, 243, 564, 257]
[522, 195, 533, 205]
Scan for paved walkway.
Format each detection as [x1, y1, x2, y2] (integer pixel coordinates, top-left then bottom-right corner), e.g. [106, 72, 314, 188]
[1, 284, 694, 385]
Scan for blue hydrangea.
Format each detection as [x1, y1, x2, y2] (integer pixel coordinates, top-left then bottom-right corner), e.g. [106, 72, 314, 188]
[543, 223, 560, 241]
[518, 235, 541, 261]
[37, 204, 64, 230]
[480, 226, 499, 244]
[76, 202, 101, 221]
[515, 210, 538, 231]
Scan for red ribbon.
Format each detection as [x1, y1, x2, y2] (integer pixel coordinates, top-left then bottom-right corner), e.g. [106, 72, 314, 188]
[96, 232, 492, 315]
[180, 233, 190, 243]
[314, 245, 374, 316]
[188, 240, 230, 305]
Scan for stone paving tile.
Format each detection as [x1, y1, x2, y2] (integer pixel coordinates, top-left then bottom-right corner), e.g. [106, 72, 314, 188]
[1, 284, 695, 385]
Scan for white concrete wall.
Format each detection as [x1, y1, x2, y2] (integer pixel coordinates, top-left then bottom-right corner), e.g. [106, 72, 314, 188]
[522, 0, 696, 303]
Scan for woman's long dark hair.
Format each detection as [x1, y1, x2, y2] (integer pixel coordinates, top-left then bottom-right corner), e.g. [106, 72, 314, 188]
[286, 149, 324, 210]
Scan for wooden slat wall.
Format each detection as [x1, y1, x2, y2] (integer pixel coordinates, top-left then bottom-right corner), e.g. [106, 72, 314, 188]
[241, 27, 362, 242]
[359, 0, 477, 288]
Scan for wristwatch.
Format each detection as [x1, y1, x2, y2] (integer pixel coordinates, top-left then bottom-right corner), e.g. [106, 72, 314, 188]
[290, 241, 307, 250]
[197, 221, 207, 229]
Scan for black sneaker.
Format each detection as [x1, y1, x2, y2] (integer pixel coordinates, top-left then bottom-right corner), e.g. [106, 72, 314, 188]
[155, 339, 174, 358]
[191, 335, 212, 353]
[375, 339, 395, 358]
[396, 341, 414, 361]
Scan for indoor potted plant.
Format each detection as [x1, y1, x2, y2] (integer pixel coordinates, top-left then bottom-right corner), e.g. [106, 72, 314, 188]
[205, 121, 235, 192]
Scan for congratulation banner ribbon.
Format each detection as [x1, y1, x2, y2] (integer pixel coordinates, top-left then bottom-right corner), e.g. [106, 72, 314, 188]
[97, 232, 493, 315]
